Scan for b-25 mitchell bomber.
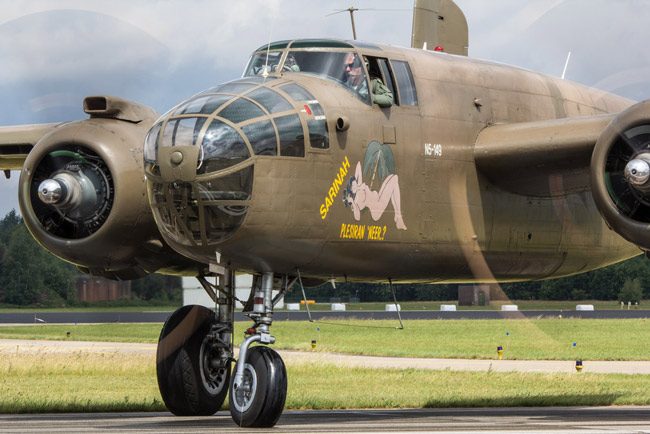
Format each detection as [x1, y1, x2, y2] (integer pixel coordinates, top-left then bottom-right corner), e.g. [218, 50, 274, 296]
[1, 0, 649, 428]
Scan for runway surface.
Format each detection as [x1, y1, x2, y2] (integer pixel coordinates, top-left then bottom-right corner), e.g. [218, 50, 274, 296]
[2, 309, 650, 324]
[1, 407, 649, 433]
[2, 339, 650, 374]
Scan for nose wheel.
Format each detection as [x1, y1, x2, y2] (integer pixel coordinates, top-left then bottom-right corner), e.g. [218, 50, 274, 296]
[227, 271, 289, 427]
[229, 346, 287, 427]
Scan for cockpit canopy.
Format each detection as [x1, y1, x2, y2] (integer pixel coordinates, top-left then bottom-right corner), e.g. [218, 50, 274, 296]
[144, 77, 329, 175]
[244, 39, 371, 104]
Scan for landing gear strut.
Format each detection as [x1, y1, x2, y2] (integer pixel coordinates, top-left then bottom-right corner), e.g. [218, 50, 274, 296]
[229, 272, 287, 427]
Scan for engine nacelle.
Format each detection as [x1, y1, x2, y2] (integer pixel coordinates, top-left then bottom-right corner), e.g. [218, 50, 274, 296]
[18, 96, 196, 279]
[592, 100, 650, 251]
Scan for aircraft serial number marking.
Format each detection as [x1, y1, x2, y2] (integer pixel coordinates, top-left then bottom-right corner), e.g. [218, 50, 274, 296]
[340, 223, 387, 241]
[424, 143, 442, 157]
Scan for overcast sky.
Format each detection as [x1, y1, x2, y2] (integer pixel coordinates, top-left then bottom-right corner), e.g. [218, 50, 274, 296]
[2, 0, 650, 216]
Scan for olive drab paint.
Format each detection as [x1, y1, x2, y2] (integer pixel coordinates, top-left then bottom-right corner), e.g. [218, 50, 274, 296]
[7, 2, 650, 429]
[0, 0, 646, 287]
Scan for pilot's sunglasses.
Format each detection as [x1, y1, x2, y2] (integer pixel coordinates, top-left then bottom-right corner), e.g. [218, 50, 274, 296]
[346, 60, 362, 70]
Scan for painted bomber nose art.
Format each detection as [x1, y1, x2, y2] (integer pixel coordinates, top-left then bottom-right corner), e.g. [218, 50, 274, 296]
[338, 141, 407, 241]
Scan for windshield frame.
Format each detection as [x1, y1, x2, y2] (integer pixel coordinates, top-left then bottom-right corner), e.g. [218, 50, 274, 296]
[244, 47, 371, 105]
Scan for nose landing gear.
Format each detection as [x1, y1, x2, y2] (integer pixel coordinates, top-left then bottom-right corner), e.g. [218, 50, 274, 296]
[155, 269, 288, 428]
[230, 345, 287, 427]
[230, 272, 287, 427]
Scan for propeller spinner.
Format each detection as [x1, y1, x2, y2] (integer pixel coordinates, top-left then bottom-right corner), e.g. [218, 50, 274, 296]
[30, 147, 113, 239]
[624, 157, 650, 187]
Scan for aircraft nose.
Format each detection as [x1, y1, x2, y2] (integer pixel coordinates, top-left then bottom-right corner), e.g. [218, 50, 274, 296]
[143, 79, 325, 261]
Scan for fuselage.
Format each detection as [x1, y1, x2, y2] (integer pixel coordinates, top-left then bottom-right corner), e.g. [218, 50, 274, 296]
[146, 39, 640, 283]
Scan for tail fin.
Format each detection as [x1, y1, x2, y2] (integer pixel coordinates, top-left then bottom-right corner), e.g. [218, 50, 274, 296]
[411, 0, 468, 56]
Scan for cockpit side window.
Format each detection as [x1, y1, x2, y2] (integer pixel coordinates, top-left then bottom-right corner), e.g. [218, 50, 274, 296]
[364, 56, 397, 107]
[275, 115, 305, 157]
[280, 83, 329, 150]
[391, 61, 418, 106]
[376, 58, 397, 104]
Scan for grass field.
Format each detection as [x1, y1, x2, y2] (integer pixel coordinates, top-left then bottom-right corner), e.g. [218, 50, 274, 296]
[1, 351, 650, 413]
[1, 318, 650, 360]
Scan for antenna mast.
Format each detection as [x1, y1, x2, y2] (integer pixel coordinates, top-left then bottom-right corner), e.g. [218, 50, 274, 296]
[561, 51, 572, 80]
[347, 6, 358, 40]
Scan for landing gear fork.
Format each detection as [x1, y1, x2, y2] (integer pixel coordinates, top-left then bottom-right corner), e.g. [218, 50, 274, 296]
[229, 271, 288, 427]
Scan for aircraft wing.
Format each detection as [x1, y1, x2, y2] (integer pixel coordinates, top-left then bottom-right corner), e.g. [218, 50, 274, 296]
[0, 123, 59, 171]
[474, 114, 615, 197]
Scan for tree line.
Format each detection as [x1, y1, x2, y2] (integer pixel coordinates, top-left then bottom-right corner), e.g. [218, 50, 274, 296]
[286, 257, 648, 304]
[0, 211, 646, 306]
[0, 211, 181, 306]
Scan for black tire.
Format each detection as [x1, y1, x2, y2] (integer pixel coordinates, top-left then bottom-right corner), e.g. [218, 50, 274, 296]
[229, 346, 287, 427]
[156, 305, 231, 416]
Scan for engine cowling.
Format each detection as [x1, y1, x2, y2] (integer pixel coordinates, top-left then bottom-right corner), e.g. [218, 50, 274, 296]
[592, 100, 650, 251]
[18, 96, 196, 279]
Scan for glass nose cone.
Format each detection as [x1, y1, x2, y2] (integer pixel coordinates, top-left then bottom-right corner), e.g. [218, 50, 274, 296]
[144, 78, 324, 261]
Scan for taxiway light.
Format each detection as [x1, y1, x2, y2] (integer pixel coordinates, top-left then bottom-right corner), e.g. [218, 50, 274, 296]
[575, 360, 583, 372]
[497, 346, 504, 360]
[311, 339, 317, 350]
[434, 45, 444, 52]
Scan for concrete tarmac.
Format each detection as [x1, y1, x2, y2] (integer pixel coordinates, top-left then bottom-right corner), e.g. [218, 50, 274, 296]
[0, 407, 649, 433]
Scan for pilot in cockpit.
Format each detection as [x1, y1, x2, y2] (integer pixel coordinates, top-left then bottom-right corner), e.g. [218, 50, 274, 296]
[343, 53, 393, 108]
[343, 53, 368, 97]
[282, 53, 300, 72]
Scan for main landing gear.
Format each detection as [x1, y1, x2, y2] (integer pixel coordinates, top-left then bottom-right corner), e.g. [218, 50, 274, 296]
[155, 269, 288, 428]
